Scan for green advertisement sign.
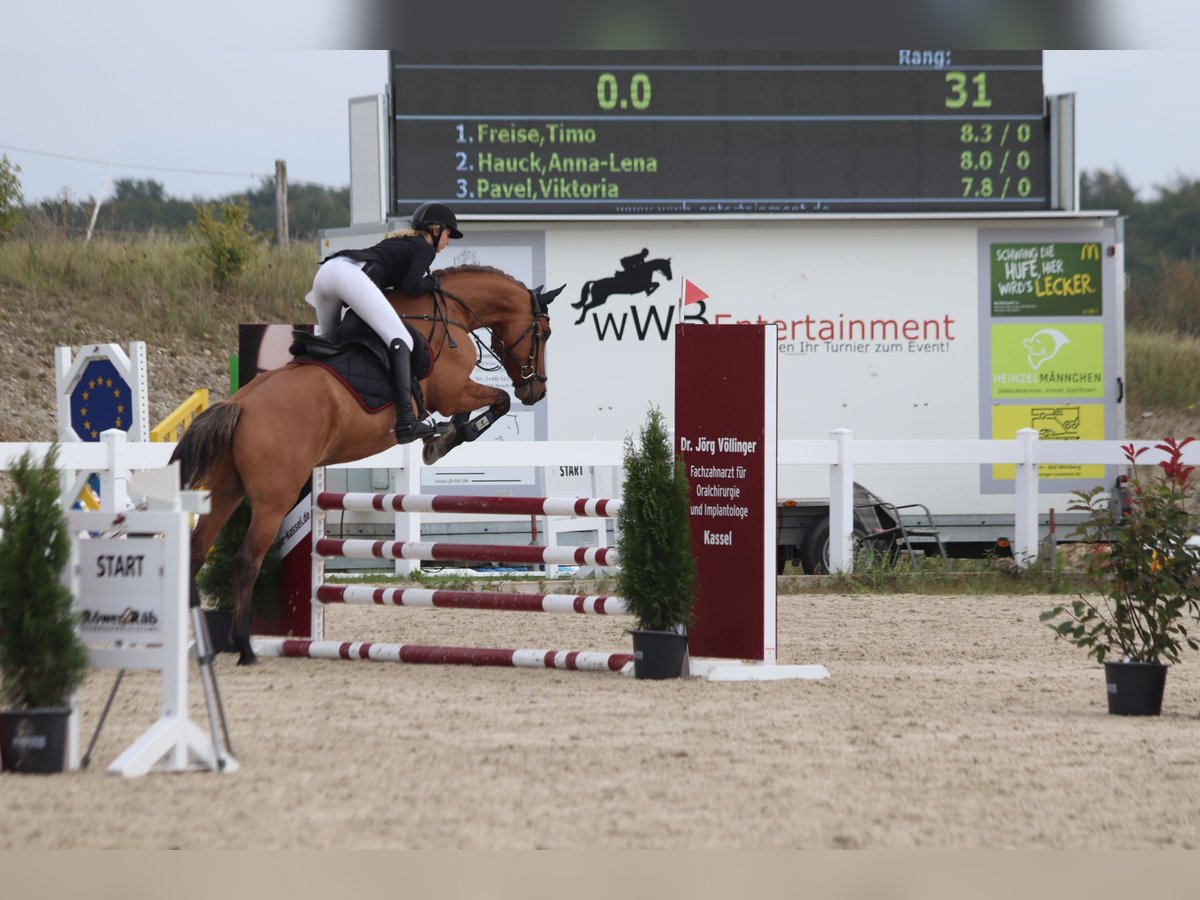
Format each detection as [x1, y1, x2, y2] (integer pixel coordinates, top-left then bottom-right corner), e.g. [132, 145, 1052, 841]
[991, 323, 1104, 398]
[990, 242, 1103, 316]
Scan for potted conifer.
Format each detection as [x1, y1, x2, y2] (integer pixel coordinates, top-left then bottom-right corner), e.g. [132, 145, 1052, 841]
[1041, 438, 1200, 715]
[195, 500, 281, 652]
[0, 445, 90, 772]
[616, 406, 698, 679]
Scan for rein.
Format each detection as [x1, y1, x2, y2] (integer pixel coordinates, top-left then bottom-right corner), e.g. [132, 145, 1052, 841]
[398, 285, 549, 385]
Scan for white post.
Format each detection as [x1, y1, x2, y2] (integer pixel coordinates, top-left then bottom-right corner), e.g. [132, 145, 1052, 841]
[1013, 428, 1039, 568]
[84, 161, 113, 244]
[127, 341, 150, 441]
[393, 442, 421, 577]
[98, 429, 131, 512]
[829, 428, 854, 573]
[310, 467, 326, 640]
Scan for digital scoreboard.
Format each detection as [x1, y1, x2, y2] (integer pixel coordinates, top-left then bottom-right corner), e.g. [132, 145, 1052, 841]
[389, 50, 1048, 216]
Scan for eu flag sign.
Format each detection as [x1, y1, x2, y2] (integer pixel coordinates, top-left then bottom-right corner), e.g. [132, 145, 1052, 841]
[70, 359, 131, 441]
[55, 342, 149, 443]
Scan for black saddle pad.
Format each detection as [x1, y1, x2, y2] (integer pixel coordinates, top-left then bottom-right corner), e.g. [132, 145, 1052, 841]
[289, 313, 432, 414]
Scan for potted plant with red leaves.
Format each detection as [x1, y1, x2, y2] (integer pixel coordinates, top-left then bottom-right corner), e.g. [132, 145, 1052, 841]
[1042, 438, 1200, 715]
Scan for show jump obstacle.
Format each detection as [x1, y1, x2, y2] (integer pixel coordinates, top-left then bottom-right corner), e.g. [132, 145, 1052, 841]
[254, 323, 826, 682]
[253, 480, 637, 673]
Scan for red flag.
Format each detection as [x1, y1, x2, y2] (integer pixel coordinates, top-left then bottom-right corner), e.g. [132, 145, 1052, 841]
[682, 278, 709, 305]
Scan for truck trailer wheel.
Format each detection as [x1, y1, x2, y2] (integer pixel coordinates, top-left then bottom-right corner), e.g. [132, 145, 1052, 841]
[800, 517, 871, 575]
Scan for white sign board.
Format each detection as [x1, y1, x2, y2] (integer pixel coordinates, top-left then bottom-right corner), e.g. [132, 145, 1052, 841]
[76, 537, 165, 644]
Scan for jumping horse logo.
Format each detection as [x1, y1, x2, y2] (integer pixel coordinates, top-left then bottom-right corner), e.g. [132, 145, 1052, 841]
[571, 249, 673, 325]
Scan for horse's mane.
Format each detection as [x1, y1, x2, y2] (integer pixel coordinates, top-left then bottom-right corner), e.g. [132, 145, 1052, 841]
[435, 264, 528, 290]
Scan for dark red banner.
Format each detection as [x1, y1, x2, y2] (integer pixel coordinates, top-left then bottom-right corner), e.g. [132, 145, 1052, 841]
[675, 323, 776, 660]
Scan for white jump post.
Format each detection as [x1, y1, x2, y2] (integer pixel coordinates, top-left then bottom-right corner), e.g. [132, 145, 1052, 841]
[68, 466, 236, 776]
[1013, 428, 1040, 567]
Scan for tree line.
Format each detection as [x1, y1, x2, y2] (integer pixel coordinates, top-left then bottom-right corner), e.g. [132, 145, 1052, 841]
[1082, 169, 1200, 335]
[11, 172, 350, 241]
[0, 154, 1197, 332]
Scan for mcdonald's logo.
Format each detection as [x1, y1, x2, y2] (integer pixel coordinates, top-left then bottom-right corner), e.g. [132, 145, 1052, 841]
[1080, 243, 1101, 261]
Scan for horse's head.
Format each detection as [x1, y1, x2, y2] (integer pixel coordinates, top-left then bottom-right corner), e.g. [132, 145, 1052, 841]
[653, 257, 673, 280]
[438, 266, 560, 407]
[494, 283, 561, 406]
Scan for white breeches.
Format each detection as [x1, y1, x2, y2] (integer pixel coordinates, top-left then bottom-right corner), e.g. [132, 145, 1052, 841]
[307, 257, 412, 349]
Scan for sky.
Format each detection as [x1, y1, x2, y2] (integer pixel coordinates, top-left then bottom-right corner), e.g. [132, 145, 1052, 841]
[2, 42, 1198, 206]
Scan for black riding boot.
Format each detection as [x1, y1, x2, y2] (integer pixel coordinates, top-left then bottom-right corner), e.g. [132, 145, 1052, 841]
[388, 339, 437, 443]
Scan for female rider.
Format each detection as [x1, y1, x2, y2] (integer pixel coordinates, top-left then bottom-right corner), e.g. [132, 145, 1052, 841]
[308, 201, 462, 443]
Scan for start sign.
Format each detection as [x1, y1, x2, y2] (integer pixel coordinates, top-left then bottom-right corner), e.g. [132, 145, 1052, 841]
[76, 536, 165, 644]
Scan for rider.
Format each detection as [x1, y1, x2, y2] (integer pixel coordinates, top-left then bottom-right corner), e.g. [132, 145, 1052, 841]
[619, 248, 649, 273]
[308, 201, 463, 444]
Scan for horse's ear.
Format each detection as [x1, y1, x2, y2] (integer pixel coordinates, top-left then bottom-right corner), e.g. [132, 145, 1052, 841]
[541, 284, 565, 305]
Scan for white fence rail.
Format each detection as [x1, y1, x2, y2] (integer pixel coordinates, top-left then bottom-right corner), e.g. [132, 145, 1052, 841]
[5, 429, 1195, 571]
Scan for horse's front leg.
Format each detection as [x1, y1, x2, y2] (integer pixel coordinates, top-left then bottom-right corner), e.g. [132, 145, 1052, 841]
[423, 384, 511, 465]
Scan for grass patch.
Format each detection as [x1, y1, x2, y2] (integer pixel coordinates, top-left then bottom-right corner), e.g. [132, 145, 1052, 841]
[778, 553, 1090, 596]
[0, 233, 315, 353]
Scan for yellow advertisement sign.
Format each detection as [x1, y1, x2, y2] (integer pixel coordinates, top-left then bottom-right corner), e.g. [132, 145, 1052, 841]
[990, 323, 1104, 399]
[991, 404, 1106, 480]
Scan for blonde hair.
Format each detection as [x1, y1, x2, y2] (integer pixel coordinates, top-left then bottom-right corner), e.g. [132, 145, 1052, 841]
[383, 227, 422, 240]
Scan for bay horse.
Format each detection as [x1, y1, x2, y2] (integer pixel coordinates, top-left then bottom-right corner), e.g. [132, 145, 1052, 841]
[170, 265, 560, 664]
[571, 258, 672, 324]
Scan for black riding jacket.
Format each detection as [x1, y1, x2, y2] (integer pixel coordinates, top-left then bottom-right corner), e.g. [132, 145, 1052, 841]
[323, 234, 437, 296]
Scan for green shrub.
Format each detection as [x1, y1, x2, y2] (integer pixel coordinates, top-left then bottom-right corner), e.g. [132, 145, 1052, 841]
[0, 445, 90, 709]
[616, 406, 697, 632]
[195, 500, 281, 614]
[186, 201, 263, 289]
[0, 155, 23, 240]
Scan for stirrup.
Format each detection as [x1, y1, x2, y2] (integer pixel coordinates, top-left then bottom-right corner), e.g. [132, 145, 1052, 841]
[395, 418, 438, 443]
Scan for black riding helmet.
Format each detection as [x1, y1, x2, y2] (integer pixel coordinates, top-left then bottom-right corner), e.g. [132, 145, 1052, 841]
[410, 201, 463, 239]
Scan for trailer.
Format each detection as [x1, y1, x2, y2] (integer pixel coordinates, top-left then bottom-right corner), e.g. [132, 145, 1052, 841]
[315, 53, 1123, 571]
[318, 213, 1124, 572]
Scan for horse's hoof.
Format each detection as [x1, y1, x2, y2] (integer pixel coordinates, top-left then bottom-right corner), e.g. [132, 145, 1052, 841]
[233, 636, 257, 666]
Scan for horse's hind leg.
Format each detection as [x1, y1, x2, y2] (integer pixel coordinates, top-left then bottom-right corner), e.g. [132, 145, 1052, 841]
[231, 500, 290, 665]
[187, 484, 244, 612]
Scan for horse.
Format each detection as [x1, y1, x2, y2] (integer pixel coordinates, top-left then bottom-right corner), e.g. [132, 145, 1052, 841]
[571, 258, 672, 324]
[170, 265, 560, 665]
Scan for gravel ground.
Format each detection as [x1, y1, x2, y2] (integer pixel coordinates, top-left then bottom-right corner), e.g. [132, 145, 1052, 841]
[3, 593, 1199, 849]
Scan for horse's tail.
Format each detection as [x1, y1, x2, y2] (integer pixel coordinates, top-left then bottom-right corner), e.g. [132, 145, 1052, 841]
[571, 281, 593, 309]
[169, 401, 241, 489]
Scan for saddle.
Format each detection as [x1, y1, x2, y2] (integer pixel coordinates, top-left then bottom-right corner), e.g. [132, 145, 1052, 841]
[289, 311, 433, 415]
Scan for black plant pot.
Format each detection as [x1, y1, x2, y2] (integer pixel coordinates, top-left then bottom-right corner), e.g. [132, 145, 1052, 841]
[631, 630, 690, 680]
[0, 707, 71, 773]
[203, 609, 236, 654]
[1104, 660, 1168, 716]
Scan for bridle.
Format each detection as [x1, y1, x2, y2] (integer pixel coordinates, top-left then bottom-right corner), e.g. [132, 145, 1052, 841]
[401, 282, 550, 387]
[508, 287, 551, 385]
